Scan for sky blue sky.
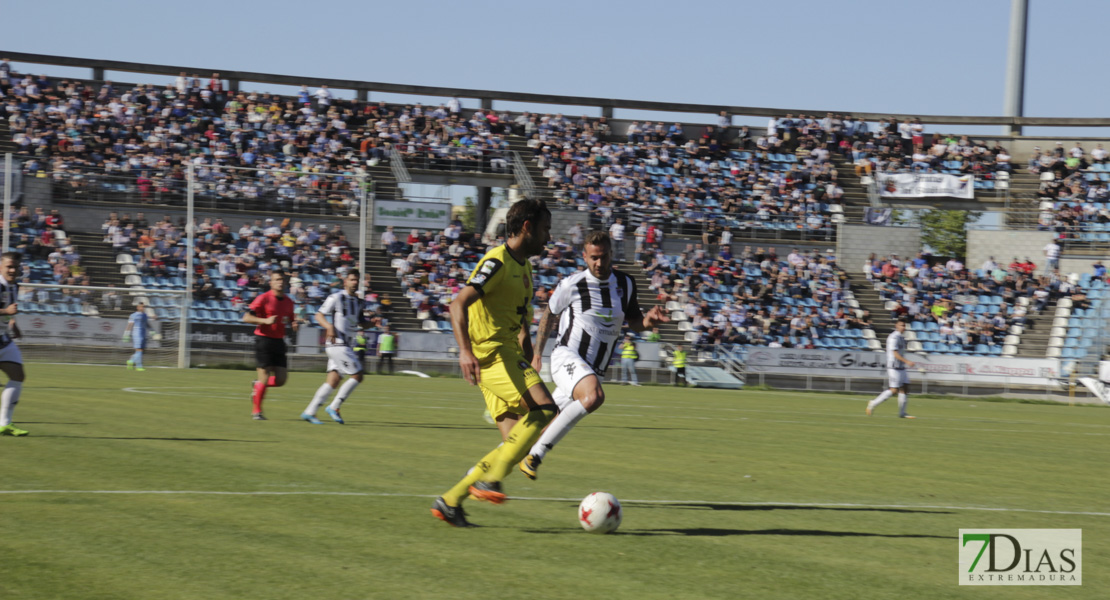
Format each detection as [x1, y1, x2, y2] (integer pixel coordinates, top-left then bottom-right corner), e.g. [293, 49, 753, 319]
[3, 0, 1105, 204]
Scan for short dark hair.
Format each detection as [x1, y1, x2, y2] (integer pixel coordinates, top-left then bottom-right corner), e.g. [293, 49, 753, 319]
[584, 231, 611, 250]
[271, 270, 288, 280]
[1, 251, 22, 263]
[345, 268, 360, 280]
[505, 198, 550, 238]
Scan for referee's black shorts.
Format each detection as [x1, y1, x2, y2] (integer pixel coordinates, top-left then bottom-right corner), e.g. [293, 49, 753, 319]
[254, 335, 288, 369]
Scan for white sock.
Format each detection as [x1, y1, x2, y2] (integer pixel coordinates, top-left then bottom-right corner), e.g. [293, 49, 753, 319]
[898, 393, 909, 416]
[329, 378, 360, 411]
[1, 381, 23, 426]
[529, 399, 589, 461]
[305, 383, 333, 416]
[868, 389, 893, 409]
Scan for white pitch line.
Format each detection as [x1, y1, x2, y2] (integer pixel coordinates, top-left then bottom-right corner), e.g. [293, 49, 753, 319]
[1, 490, 1108, 518]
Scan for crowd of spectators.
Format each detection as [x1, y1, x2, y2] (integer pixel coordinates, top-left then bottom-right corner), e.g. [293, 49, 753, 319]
[850, 120, 1013, 184]
[864, 251, 1073, 355]
[380, 221, 505, 325]
[639, 241, 868, 353]
[103, 210, 397, 327]
[1031, 142, 1110, 240]
[529, 113, 849, 241]
[5, 206, 97, 311]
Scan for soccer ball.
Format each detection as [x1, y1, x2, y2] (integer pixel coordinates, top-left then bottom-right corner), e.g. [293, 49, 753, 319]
[578, 492, 622, 534]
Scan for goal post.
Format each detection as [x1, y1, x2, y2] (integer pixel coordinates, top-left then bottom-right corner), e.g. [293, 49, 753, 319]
[15, 283, 187, 368]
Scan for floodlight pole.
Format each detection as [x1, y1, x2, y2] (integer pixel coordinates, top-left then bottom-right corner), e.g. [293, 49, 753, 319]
[1003, 0, 1029, 136]
[178, 162, 195, 368]
[358, 175, 368, 297]
[2, 154, 11, 254]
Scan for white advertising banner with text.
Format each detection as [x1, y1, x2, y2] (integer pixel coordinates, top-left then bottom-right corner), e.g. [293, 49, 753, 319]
[878, 172, 975, 200]
[745, 347, 1059, 386]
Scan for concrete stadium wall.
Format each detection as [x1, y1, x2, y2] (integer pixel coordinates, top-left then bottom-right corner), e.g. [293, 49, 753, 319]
[966, 229, 1054, 272]
[836, 223, 921, 274]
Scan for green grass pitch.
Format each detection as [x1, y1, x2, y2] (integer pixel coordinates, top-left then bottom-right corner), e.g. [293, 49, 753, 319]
[1, 364, 1107, 599]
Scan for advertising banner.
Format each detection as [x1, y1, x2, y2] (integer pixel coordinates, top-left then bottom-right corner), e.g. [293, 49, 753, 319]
[18, 314, 160, 348]
[744, 347, 1059, 386]
[160, 322, 318, 353]
[877, 172, 975, 199]
[375, 200, 451, 229]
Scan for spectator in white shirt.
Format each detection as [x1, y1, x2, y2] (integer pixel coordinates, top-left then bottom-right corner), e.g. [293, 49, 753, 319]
[1043, 240, 1061, 273]
[609, 218, 626, 261]
[314, 85, 332, 107]
[1093, 144, 1108, 163]
[381, 225, 397, 251]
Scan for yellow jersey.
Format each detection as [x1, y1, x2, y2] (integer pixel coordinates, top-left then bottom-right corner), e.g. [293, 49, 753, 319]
[466, 244, 533, 358]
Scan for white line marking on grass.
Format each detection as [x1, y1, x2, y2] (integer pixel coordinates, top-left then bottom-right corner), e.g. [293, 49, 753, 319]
[2, 490, 1108, 518]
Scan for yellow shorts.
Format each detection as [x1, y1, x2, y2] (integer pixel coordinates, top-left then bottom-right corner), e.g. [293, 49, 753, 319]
[477, 346, 543, 419]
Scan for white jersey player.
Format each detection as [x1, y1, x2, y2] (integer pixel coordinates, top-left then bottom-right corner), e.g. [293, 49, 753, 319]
[301, 270, 366, 424]
[0, 253, 28, 437]
[866, 319, 916, 418]
[520, 232, 669, 480]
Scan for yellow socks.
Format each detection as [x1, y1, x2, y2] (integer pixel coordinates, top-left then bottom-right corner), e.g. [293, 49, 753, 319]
[483, 406, 557, 482]
[442, 445, 502, 506]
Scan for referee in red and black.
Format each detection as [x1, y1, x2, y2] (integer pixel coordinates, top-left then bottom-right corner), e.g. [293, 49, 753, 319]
[244, 270, 297, 420]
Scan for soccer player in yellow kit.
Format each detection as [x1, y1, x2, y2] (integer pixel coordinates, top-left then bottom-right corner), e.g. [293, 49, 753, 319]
[431, 199, 557, 527]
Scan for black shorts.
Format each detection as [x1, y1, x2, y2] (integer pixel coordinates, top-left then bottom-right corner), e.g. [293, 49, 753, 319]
[255, 336, 288, 369]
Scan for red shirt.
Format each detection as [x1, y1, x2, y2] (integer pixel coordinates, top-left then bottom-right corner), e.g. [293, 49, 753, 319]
[249, 290, 295, 339]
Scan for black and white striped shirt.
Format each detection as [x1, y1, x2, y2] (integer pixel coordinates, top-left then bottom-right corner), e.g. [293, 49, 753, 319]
[318, 290, 363, 348]
[549, 269, 640, 375]
[0, 275, 17, 346]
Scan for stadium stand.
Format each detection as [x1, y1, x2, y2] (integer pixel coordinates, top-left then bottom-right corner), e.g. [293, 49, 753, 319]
[2, 57, 1109, 373]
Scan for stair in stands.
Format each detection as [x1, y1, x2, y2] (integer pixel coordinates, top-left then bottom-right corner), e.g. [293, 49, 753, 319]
[847, 280, 893, 340]
[1012, 301, 1054, 358]
[66, 232, 133, 319]
[615, 260, 687, 347]
[363, 250, 424, 332]
[504, 135, 558, 203]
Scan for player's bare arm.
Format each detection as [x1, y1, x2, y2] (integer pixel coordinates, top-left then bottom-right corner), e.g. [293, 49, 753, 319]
[315, 311, 335, 344]
[520, 313, 534, 364]
[894, 349, 916, 369]
[531, 304, 557, 372]
[450, 285, 481, 385]
[627, 303, 670, 332]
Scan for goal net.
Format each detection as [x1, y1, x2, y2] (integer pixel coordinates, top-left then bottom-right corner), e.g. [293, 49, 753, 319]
[15, 283, 185, 368]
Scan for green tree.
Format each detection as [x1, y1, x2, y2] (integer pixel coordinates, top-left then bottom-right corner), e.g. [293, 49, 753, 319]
[460, 196, 477, 232]
[918, 210, 980, 258]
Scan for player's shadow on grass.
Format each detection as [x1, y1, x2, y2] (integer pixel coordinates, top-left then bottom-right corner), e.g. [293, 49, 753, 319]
[618, 528, 951, 539]
[581, 425, 702, 431]
[346, 421, 491, 430]
[522, 528, 950, 539]
[37, 435, 277, 443]
[628, 503, 953, 515]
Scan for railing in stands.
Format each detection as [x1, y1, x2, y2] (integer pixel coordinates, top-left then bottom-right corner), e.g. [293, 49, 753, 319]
[511, 151, 536, 199]
[388, 147, 411, 184]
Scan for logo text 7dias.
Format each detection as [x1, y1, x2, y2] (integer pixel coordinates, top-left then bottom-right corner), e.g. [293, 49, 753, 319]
[959, 529, 1081, 585]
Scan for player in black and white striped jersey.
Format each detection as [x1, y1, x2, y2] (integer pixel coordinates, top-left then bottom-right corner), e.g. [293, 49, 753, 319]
[866, 318, 917, 419]
[0, 252, 28, 436]
[301, 270, 367, 425]
[520, 232, 669, 480]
